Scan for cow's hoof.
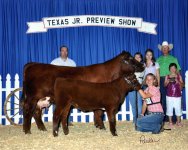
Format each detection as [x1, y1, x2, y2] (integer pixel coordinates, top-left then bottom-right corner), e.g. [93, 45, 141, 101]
[39, 127, 47, 131]
[112, 133, 118, 136]
[99, 126, 106, 130]
[68, 122, 74, 126]
[24, 130, 31, 134]
[95, 124, 100, 128]
[53, 131, 58, 137]
[63, 129, 69, 135]
[64, 132, 69, 135]
[111, 131, 118, 136]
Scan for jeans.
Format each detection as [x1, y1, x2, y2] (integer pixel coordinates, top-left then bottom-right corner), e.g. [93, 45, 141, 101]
[160, 77, 166, 114]
[136, 113, 164, 133]
[128, 91, 142, 123]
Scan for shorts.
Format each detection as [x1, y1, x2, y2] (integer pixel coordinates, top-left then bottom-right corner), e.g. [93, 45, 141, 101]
[166, 96, 182, 116]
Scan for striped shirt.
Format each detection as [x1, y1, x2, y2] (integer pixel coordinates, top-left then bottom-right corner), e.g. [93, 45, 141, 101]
[144, 86, 163, 113]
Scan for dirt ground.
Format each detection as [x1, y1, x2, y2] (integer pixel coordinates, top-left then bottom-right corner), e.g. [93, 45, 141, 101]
[0, 120, 188, 150]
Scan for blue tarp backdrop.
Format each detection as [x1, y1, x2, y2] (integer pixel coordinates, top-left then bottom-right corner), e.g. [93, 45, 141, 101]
[0, 0, 188, 112]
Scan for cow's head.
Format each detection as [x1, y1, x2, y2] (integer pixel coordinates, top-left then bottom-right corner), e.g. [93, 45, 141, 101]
[120, 51, 145, 74]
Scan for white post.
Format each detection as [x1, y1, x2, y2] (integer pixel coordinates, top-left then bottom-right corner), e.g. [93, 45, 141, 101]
[185, 71, 188, 119]
[88, 112, 94, 122]
[13, 74, 20, 124]
[121, 98, 127, 121]
[47, 105, 53, 122]
[129, 101, 133, 121]
[72, 109, 78, 122]
[81, 112, 86, 122]
[0, 75, 2, 124]
[104, 112, 108, 121]
[5, 74, 11, 125]
[14, 74, 20, 88]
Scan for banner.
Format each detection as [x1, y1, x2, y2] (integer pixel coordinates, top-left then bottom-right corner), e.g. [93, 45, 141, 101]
[27, 15, 157, 35]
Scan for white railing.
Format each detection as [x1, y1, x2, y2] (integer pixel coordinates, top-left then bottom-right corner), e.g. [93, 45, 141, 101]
[0, 74, 133, 125]
[1, 71, 188, 125]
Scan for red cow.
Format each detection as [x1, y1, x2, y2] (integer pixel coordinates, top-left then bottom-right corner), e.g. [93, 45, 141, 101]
[22, 51, 144, 134]
[53, 74, 141, 136]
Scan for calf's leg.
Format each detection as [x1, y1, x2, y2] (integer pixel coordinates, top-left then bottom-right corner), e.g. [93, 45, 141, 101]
[61, 104, 71, 135]
[23, 99, 35, 134]
[33, 107, 47, 131]
[106, 108, 117, 136]
[94, 110, 105, 129]
[53, 106, 62, 137]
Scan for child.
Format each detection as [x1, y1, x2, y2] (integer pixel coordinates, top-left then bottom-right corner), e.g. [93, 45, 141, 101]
[164, 63, 184, 128]
[128, 52, 144, 124]
[136, 73, 164, 134]
[144, 49, 160, 86]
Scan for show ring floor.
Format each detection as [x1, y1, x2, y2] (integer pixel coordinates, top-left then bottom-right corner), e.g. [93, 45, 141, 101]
[0, 120, 188, 150]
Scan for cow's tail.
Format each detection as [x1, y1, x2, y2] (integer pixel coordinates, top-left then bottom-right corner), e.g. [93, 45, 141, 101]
[20, 81, 26, 108]
[20, 62, 35, 107]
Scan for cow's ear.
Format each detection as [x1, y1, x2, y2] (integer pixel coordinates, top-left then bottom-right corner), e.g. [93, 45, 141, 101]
[122, 50, 127, 54]
[123, 51, 131, 59]
[120, 51, 126, 60]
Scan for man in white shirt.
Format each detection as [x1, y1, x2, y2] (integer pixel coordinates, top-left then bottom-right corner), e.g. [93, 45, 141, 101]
[51, 45, 76, 67]
[51, 45, 76, 126]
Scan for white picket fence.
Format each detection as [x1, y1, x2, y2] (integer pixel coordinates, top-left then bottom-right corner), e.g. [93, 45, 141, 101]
[0, 74, 133, 125]
[1, 71, 188, 125]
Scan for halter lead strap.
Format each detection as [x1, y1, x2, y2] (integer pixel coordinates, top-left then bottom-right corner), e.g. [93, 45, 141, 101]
[124, 77, 137, 90]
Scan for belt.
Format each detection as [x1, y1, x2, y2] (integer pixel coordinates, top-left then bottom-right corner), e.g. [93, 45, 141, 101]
[148, 112, 164, 115]
[160, 76, 166, 79]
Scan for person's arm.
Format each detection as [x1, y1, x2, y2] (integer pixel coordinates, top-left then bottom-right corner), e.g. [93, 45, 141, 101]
[175, 58, 181, 72]
[164, 76, 169, 87]
[50, 58, 58, 65]
[156, 68, 160, 87]
[155, 62, 160, 87]
[50, 60, 55, 65]
[177, 74, 184, 89]
[141, 102, 147, 115]
[71, 60, 76, 67]
[138, 89, 153, 99]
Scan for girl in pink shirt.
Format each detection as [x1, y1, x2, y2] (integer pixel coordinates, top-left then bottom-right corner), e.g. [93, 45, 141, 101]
[136, 73, 164, 134]
[164, 63, 184, 128]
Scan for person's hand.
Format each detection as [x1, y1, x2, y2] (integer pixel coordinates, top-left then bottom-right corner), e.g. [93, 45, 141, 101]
[175, 78, 179, 84]
[138, 114, 144, 118]
[135, 83, 142, 91]
[166, 79, 170, 85]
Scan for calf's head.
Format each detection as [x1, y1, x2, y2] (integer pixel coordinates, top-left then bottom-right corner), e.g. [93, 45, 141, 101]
[124, 74, 141, 91]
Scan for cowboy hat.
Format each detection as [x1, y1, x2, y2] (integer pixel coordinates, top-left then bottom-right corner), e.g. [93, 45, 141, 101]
[158, 41, 173, 51]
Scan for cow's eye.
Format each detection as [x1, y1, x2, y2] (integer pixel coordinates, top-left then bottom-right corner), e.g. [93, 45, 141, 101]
[123, 60, 129, 64]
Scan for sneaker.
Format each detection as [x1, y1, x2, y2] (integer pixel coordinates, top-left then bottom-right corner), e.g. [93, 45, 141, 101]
[176, 122, 183, 127]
